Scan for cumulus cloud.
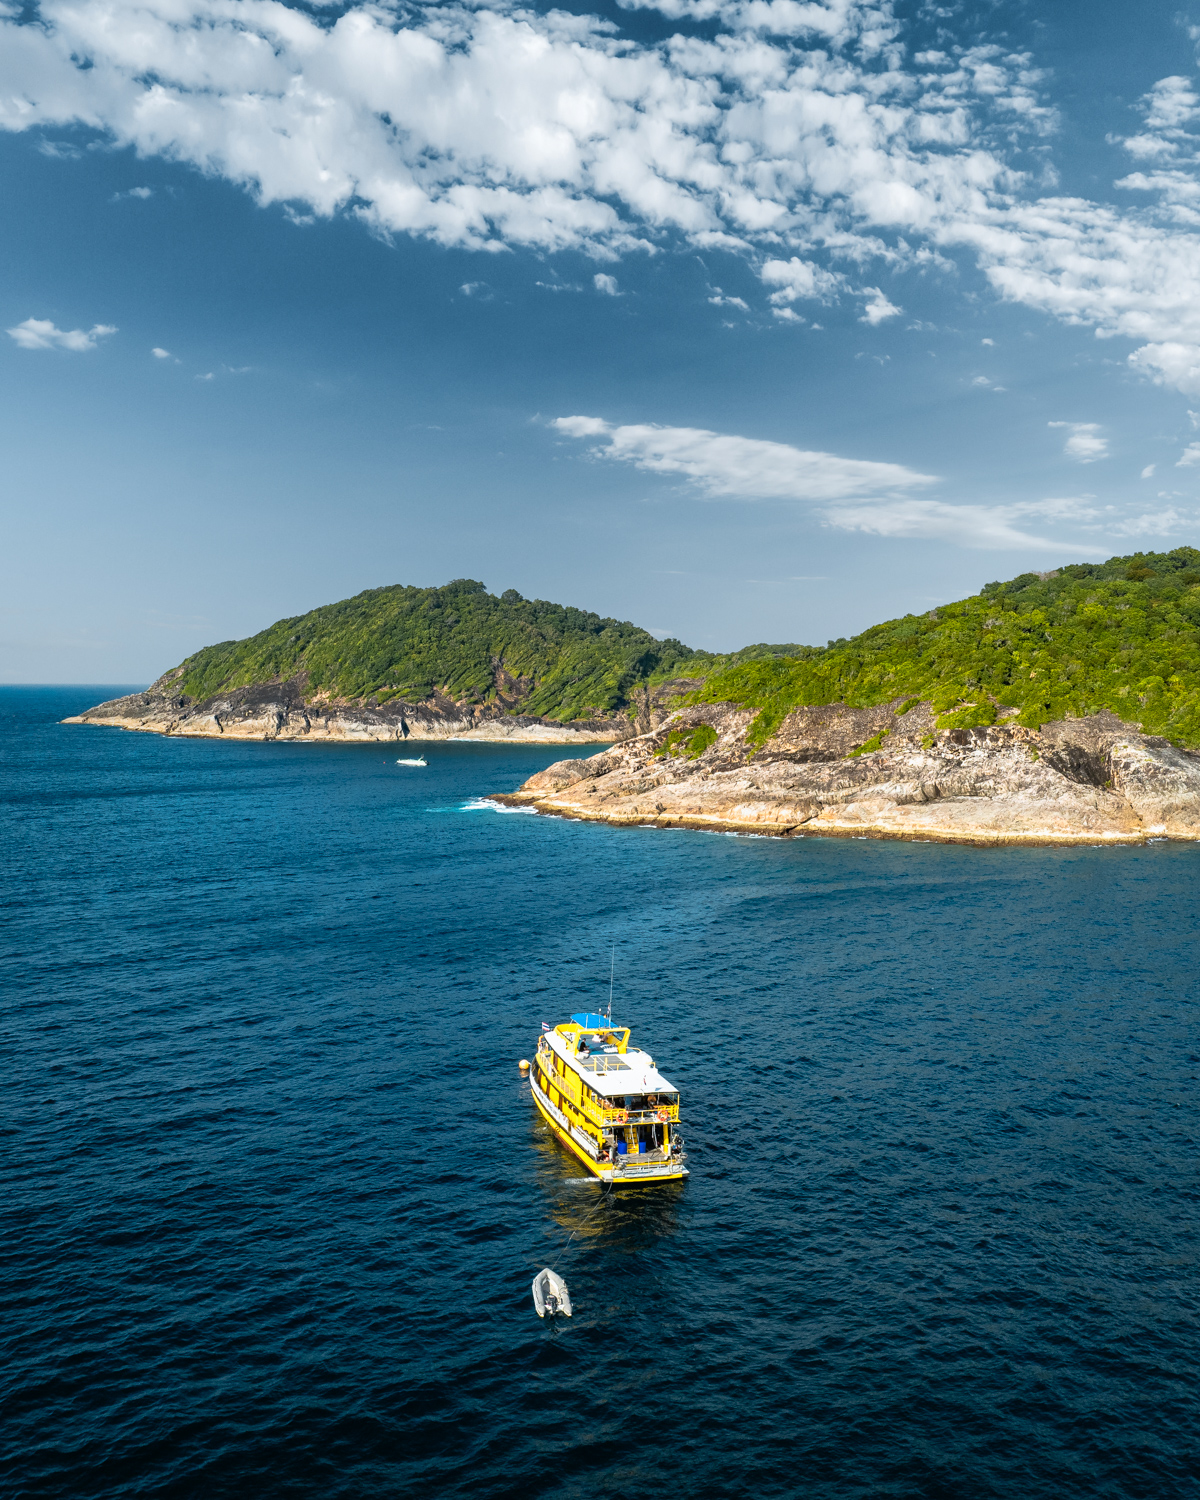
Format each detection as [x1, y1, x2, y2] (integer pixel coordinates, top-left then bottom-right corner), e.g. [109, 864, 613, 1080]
[1142, 463, 1156, 477]
[1128, 343, 1200, 397]
[594, 273, 620, 295]
[4, 0, 1200, 395]
[7, 318, 116, 351]
[1049, 421, 1108, 462]
[552, 414, 936, 500]
[151, 346, 171, 358]
[1176, 443, 1200, 466]
[860, 288, 902, 324]
[760, 258, 846, 307]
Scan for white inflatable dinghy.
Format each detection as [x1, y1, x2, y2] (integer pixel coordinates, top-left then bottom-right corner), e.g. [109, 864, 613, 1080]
[531, 1268, 572, 1318]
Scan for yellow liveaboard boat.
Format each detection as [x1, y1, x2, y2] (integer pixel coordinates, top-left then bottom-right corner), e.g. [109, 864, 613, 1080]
[530, 1011, 688, 1183]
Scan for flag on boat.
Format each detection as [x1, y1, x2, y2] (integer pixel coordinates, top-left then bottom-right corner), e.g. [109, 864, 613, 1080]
[541, 1021, 552, 1032]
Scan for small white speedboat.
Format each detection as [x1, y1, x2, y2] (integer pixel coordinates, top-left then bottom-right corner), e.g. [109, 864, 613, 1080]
[396, 756, 428, 766]
[532, 1268, 572, 1318]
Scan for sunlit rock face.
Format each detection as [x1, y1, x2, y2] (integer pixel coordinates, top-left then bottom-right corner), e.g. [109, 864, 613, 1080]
[63, 678, 635, 744]
[502, 703, 1200, 845]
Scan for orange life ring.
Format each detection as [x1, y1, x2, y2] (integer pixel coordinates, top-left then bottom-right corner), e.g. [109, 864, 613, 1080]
[656, 1108, 670, 1122]
[611, 1110, 628, 1124]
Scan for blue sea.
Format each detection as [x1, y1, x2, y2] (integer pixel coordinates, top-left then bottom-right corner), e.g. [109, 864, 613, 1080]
[3, 685, 1198, 1498]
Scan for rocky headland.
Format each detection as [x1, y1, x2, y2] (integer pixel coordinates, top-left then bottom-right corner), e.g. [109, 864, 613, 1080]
[63, 672, 686, 744]
[63, 578, 719, 745]
[499, 700, 1200, 845]
[66, 553, 1200, 842]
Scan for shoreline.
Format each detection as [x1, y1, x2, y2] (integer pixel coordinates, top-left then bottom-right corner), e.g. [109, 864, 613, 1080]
[495, 703, 1200, 849]
[487, 793, 1161, 847]
[61, 714, 619, 745]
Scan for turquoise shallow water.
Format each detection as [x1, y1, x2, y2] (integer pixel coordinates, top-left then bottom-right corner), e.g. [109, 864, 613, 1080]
[2, 685, 1199, 1498]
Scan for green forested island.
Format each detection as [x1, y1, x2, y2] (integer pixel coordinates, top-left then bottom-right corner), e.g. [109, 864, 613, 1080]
[80, 547, 1200, 748]
[698, 546, 1200, 747]
[166, 578, 800, 725]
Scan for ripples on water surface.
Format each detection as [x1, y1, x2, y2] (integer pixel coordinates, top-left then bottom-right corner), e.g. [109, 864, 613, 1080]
[3, 687, 1198, 1498]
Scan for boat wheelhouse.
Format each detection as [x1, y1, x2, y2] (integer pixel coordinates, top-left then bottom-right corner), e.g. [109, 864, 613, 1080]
[529, 1012, 688, 1183]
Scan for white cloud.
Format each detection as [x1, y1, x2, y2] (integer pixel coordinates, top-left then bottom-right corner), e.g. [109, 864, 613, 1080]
[594, 273, 620, 296]
[6, 318, 116, 351]
[1142, 463, 1156, 477]
[1109, 507, 1190, 536]
[1176, 443, 1200, 466]
[552, 414, 936, 501]
[4, 0, 1200, 397]
[1011, 495, 1102, 522]
[860, 288, 902, 324]
[824, 498, 1076, 550]
[552, 413, 1162, 549]
[151, 346, 171, 359]
[1048, 421, 1108, 462]
[827, 491, 1121, 550]
[1128, 343, 1200, 397]
[760, 258, 845, 308]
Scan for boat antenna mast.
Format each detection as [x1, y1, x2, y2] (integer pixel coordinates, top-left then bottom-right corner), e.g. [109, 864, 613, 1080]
[607, 946, 614, 1025]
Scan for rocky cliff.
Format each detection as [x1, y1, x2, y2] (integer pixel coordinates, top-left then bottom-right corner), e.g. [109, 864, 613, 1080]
[64, 671, 700, 743]
[499, 699, 1200, 845]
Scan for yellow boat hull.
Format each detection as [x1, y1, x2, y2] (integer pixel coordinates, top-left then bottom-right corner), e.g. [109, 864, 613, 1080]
[531, 1084, 688, 1185]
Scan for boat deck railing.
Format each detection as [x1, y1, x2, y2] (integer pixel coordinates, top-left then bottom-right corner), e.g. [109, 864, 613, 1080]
[597, 1105, 679, 1126]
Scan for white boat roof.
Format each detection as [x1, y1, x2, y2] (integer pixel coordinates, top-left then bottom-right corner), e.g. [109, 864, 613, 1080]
[545, 1027, 677, 1097]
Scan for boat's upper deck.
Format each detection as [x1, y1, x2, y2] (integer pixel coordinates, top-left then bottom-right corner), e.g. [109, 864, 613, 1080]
[542, 1018, 678, 1099]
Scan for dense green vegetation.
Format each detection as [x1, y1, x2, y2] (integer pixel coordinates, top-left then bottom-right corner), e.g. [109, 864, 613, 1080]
[696, 548, 1200, 748]
[173, 580, 713, 721]
[169, 551, 1200, 739]
[655, 723, 718, 760]
[171, 580, 803, 724]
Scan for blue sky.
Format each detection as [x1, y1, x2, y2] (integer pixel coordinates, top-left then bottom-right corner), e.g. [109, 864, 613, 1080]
[5, 0, 1200, 680]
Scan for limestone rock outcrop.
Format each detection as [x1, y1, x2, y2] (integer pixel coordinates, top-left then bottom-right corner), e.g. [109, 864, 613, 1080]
[498, 700, 1200, 845]
[63, 672, 694, 744]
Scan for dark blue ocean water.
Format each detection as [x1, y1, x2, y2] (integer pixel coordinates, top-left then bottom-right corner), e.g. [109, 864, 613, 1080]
[3, 686, 1199, 1499]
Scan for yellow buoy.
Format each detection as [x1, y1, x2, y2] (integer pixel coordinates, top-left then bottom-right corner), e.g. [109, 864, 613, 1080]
[518, 1058, 530, 1075]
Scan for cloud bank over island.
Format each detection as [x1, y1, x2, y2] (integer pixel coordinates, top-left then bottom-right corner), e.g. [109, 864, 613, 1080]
[6, 0, 1200, 393]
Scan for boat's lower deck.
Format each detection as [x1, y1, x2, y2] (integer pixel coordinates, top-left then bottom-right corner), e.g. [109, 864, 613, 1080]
[530, 1071, 688, 1184]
